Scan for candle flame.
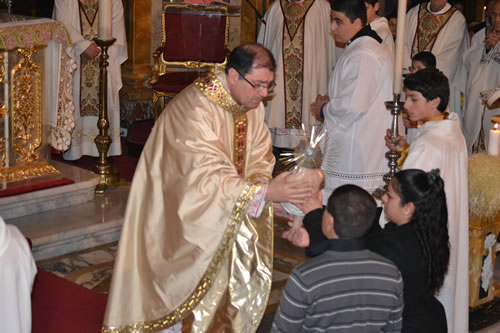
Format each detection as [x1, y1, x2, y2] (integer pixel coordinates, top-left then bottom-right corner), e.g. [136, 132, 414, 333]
[494, 123, 499, 130]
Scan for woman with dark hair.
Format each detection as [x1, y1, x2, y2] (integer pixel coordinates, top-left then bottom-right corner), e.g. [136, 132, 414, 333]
[367, 168, 449, 332]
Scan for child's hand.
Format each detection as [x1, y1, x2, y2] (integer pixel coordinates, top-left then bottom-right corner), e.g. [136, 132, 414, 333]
[282, 222, 310, 248]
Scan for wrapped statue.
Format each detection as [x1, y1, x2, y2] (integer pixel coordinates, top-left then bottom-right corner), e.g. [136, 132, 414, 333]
[280, 126, 327, 229]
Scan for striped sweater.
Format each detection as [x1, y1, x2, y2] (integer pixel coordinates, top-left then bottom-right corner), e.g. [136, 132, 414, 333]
[272, 239, 404, 332]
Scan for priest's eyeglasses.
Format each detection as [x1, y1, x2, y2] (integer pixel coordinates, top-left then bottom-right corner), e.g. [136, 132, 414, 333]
[235, 69, 276, 91]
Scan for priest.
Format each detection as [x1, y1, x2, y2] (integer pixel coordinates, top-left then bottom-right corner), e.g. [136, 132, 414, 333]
[257, 0, 335, 149]
[102, 44, 313, 332]
[463, 0, 500, 152]
[53, 0, 127, 160]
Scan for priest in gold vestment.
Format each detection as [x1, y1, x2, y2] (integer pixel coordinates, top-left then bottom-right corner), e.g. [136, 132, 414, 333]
[103, 44, 313, 332]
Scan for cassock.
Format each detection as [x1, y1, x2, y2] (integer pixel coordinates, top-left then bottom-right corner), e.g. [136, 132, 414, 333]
[103, 67, 275, 332]
[322, 26, 393, 200]
[54, 0, 127, 160]
[257, 0, 335, 148]
[0, 217, 37, 333]
[403, 113, 469, 333]
[370, 16, 395, 55]
[463, 27, 500, 152]
[405, 2, 469, 116]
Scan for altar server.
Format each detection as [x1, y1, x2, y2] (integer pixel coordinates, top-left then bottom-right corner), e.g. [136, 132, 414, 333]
[312, 0, 393, 199]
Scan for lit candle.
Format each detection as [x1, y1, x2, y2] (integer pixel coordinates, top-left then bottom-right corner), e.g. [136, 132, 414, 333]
[488, 121, 500, 156]
[98, 0, 113, 40]
[393, 0, 407, 95]
[483, 6, 487, 22]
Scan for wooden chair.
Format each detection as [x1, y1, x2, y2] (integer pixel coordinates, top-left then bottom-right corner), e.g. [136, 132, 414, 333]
[151, 2, 229, 119]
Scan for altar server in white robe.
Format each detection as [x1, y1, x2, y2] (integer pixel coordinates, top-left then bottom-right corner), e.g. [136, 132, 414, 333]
[312, 0, 393, 199]
[257, 0, 335, 148]
[463, 0, 500, 152]
[405, 0, 469, 116]
[0, 216, 37, 333]
[54, 0, 127, 160]
[387, 69, 468, 333]
[365, 0, 395, 55]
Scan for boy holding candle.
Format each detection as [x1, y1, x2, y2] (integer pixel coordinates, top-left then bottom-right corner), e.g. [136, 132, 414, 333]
[386, 69, 468, 333]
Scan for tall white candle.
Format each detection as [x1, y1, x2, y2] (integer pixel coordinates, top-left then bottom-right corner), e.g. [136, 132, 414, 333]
[393, 0, 407, 95]
[488, 122, 500, 155]
[98, 0, 113, 40]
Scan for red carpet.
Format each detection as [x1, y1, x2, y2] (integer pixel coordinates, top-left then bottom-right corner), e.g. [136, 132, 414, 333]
[0, 178, 74, 198]
[31, 269, 107, 333]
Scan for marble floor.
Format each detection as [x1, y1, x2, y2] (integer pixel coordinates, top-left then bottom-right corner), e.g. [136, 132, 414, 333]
[34, 214, 500, 332]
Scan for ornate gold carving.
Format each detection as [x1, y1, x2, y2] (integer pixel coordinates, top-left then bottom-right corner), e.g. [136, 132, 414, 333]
[0, 137, 5, 169]
[0, 161, 59, 183]
[10, 47, 43, 166]
[0, 53, 6, 85]
[233, 114, 248, 177]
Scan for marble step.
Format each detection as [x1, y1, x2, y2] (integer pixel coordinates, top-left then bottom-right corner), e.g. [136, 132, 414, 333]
[6, 183, 129, 261]
[0, 161, 100, 219]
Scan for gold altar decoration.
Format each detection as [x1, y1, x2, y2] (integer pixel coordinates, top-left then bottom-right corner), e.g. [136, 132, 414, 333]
[93, 38, 119, 194]
[0, 18, 75, 151]
[0, 46, 58, 183]
[468, 153, 500, 307]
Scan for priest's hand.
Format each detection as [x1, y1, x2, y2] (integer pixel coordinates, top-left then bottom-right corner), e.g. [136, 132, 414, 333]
[300, 190, 323, 215]
[83, 42, 101, 59]
[385, 129, 407, 151]
[266, 171, 314, 206]
[282, 222, 310, 248]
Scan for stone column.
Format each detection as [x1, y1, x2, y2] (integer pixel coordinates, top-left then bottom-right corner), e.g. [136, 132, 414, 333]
[122, 0, 152, 87]
[120, 0, 154, 122]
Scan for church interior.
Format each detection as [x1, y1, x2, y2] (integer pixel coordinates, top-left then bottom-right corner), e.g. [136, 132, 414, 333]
[1, 0, 500, 332]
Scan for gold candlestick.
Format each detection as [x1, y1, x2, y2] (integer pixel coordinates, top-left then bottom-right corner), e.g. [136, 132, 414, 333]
[373, 94, 404, 198]
[93, 37, 119, 194]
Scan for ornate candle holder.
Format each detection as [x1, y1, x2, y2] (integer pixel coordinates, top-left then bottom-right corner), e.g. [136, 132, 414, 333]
[93, 37, 119, 194]
[373, 94, 404, 198]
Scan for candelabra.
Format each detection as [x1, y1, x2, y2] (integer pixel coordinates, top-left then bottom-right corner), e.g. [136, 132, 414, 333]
[93, 37, 119, 194]
[373, 94, 404, 198]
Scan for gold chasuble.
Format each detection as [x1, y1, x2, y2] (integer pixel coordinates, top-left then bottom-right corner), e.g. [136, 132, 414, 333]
[78, 0, 100, 116]
[411, 3, 457, 57]
[103, 67, 275, 332]
[280, 0, 314, 129]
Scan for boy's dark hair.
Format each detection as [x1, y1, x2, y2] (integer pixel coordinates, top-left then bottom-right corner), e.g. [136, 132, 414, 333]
[326, 184, 376, 239]
[404, 69, 450, 112]
[412, 51, 437, 69]
[225, 43, 276, 76]
[364, 0, 380, 6]
[331, 0, 367, 26]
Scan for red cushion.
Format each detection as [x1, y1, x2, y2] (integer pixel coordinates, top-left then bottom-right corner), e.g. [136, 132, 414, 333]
[160, 11, 227, 63]
[31, 269, 107, 333]
[152, 71, 202, 94]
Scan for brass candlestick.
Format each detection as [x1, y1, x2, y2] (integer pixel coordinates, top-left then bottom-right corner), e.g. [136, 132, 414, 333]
[373, 94, 404, 198]
[93, 38, 119, 194]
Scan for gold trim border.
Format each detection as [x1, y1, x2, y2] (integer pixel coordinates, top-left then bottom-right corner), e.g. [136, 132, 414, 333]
[102, 183, 264, 333]
[0, 161, 59, 183]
